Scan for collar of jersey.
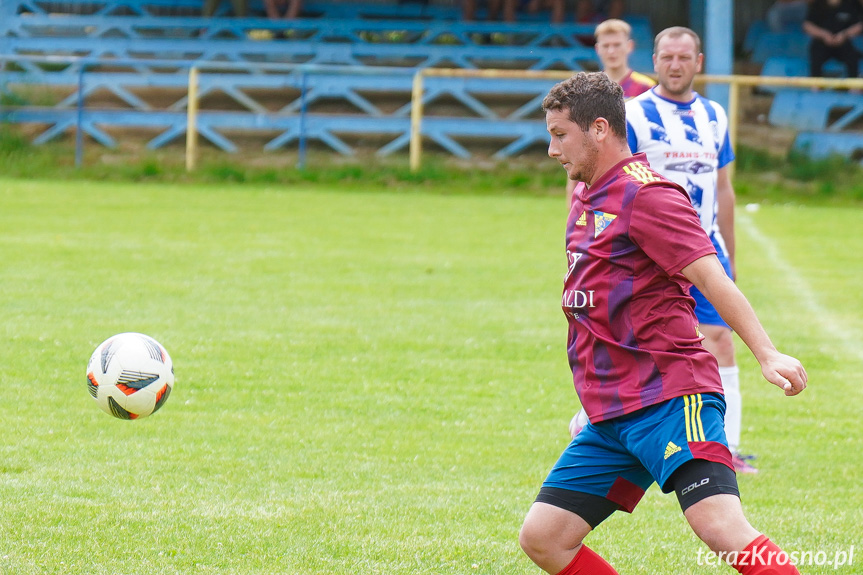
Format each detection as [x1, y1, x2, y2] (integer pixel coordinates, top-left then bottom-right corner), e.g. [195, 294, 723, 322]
[581, 152, 651, 198]
[649, 86, 699, 108]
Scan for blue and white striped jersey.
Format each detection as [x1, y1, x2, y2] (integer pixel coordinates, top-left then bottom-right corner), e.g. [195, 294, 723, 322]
[625, 88, 734, 244]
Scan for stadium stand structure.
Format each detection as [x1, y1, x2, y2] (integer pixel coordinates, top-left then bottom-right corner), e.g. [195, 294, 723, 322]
[794, 132, 863, 162]
[5, 0, 860, 163]
[745, 17, 863, 164]
[767, 89, 863, 162]
[1, 59, 565, 157]
[0, 0, 656, 158]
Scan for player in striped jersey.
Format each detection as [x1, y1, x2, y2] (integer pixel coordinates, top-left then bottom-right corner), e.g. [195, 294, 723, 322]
[623, 26, 752, 473]
[519, 71, 807, 575]
[569, 26, 756, 474]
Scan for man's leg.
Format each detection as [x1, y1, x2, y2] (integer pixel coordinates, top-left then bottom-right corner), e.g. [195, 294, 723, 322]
[524, 421, 653, 574]
[837, 43, 860, 78]
[672, 460, 799, 574]
[520, 501, 618, 574]
[685, 494, 800, 574]
[699, 324, 741, 454]
[809, 40, 828, 77]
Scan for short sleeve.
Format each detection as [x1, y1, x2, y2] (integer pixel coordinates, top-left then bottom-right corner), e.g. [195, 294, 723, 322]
[626, 121, 638, 154]
[717, 129, 735, 169]
[629, 182, 717, 276]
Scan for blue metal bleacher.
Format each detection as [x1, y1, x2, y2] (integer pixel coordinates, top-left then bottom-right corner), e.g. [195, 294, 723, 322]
[761, 56, 809, 80]
[0, 57, 561, 157]
[0, 0, 654, 159]
[794, 132, 863, 163]
[751, 31, 809, 64]
[743, 19, 768, 55]
[1, 13, 657, 72]
[767, 88, 863, 164]
[1, 34, 603, 72]
[2, 0, 655, 44]
[768, 89, 863, 132]
[758, 55, 848, 96]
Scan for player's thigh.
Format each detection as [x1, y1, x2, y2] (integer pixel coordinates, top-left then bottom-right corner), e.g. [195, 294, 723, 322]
[697, 322, 734, 366]
[520, 500, 593, 551]
[683, 493, 759, 554]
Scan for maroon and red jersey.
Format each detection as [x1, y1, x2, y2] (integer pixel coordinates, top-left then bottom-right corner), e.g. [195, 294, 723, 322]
[619, 70, 655, 99]
[563, 153, 723, 422]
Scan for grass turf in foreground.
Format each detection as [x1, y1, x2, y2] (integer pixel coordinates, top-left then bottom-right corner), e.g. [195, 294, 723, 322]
[0, 179, 860, 574]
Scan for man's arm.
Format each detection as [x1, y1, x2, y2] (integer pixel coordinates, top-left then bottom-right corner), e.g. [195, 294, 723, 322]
[681, 254, 807, 396]
[803, 19, 832, 42]
[715, 166, 736, 277]
[839, 20, 863, 42]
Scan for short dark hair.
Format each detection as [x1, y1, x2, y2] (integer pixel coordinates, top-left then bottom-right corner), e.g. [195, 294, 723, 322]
[653, 26, 702, 55]
[541, 72, 626, 138]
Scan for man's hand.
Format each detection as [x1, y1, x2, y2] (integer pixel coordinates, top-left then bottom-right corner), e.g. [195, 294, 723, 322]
[760, 352, 808, 396]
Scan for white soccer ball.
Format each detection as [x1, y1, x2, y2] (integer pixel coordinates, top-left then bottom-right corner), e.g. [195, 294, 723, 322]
[86, 333, 174, 420]
[569, 408, 590, 439]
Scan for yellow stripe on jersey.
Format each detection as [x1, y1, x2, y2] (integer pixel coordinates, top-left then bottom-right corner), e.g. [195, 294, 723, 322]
[623, 161, 660, 184]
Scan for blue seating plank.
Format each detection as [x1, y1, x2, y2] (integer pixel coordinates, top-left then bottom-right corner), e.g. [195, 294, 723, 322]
[794, 131, 863, 163]
[2, 14, 655, 72]
[2, 35, 606, 71]
[0, 106, 549, 158]
[0, 2, 650, 160]
[743, 19, 767, 54]
[761, 56, 808, 78]
[769, 89, 863, 131]
[751, 31, 809, 64]
[6, 0, 651, 36]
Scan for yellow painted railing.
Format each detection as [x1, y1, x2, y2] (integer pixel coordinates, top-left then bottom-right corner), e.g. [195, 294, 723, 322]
[408, 69, 863, 175]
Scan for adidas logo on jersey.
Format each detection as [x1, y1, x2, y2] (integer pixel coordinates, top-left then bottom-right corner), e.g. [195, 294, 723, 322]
[576, 212, 586, 226]
[664, 441, 682, 460]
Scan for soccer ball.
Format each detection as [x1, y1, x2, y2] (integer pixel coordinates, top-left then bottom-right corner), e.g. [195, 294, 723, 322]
[86, 333, 174, 420]
[569, 408, 590, 439]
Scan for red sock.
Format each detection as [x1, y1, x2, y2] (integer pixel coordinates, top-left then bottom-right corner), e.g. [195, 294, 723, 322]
[732, 535, 801, 575]
[556, 544, 619, 575]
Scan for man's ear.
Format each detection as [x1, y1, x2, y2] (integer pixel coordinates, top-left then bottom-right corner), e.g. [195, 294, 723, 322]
[594, 118, 610, 141]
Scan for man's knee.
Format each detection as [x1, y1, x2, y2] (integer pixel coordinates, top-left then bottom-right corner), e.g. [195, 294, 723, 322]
[700, 325, 735, 366]
[518, 516, 554, 561]
[519, 501, 593, 566]
[685, 495, 759, 554]
[519, 516, 574, 569]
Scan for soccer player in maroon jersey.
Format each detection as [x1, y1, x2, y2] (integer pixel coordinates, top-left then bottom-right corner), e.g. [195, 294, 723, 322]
[564, 18, 655, 214]
[518, 71, 808, 575]
[594, 19, 655, 99]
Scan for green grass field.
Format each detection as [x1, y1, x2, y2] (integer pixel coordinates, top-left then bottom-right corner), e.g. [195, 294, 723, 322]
[0, 178, 860, 574]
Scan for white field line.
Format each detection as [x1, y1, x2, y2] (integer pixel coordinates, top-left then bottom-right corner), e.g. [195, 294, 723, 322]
[738, 212, 863, 365]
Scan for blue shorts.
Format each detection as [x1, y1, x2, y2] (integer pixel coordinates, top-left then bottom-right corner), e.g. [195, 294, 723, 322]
[542, 393, 733, 513]
[690, 235, 733, 328]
